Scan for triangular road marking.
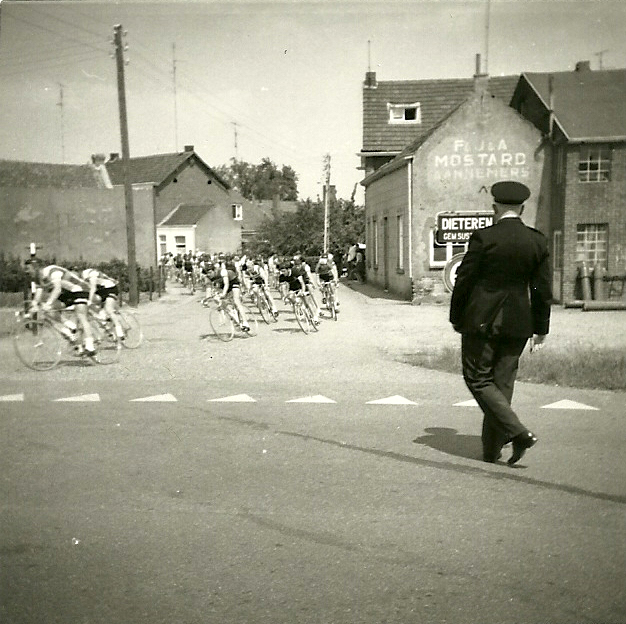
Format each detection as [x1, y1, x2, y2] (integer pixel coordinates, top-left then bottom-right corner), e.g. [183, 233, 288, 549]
[541, 399, 599, 411]
[286, 395, 336, 404]
[208, 394, 256, 403]
[55, 394, 100, 402]
[130, 394, 177, 402]
[454, 399, 479, 407]
[0, 394, 24, 401]
[366, 395, 417, 405]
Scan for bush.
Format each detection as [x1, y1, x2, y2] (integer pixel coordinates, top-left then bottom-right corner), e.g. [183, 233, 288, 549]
[0, 254, 158, 295]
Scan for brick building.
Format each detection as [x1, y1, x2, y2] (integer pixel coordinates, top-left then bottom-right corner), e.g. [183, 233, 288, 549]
[510, 61, 626, 301]
[361, 60, 626, 302]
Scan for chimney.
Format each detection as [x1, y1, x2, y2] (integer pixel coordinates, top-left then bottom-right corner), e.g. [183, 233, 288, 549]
[364, 71, 377, 89]
[575, 60, 591, 72]
[473, 53, 489, 94]
[184, 145, 194, 152]
[108, 152, 119, 162]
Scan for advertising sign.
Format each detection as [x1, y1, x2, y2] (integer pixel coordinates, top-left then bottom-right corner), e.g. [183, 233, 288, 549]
[435, 212, 493, 244]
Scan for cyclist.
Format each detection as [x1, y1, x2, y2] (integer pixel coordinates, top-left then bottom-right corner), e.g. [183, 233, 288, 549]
[182, 251, 196, 292]
[293, 256, 322, 322]
[81, 267, 125, 339]
[214, 255, 250, 331]
[24, 260, 97, 355]
[285, 260, 320, 325]
[247, 257, 278, 318]
[315, 252, 340, 310]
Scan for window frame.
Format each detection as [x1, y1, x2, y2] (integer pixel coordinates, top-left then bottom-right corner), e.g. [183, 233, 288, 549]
[576, 223, 608, 269]
[397, 214, 404, 271]
[578, 146, 611, 183]
[429, 230, 468, 269]
[387, 102, 421, 125]
[232, 203, 243, 221]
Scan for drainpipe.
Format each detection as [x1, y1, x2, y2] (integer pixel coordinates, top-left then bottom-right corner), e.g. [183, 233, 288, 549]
[405, 156, 413, 280]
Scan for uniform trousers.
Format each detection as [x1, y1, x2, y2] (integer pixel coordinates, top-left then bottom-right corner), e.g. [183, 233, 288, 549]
[461, 333, 529, 460]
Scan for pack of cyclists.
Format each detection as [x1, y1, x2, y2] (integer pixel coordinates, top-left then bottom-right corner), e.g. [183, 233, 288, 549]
[22, 249, 341, 357]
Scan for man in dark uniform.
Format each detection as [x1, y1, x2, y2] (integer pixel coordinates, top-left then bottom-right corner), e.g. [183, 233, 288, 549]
[449, 181, 552, 465]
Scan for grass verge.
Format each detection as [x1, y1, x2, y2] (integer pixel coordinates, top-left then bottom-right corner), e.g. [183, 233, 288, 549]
[401, 345, 626, 391]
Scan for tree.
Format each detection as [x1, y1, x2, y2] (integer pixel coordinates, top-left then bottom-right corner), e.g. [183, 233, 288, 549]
[215, 157, 298, 201]
[250, 194, 365, 260]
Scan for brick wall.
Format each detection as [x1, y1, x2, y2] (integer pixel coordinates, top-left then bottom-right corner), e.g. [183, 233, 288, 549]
[561, 143, 626, 300]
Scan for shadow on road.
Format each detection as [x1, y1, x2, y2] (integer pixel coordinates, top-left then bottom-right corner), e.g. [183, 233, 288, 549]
[413, 427, 482, 461]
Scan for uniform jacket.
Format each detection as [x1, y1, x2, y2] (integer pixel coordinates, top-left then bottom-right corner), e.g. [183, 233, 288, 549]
[449, 217, 552, 338]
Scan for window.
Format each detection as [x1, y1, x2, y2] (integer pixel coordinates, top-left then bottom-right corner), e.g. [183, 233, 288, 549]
[576, 224, 608, 268]
[429, 230, 468, 269]
[159, 234, 167, 257]
[578, 147, 611, 182]
[397, 214, 404, 270]
[175, 235, 186, 253]
[232, 204, 243, 220]
[388, 102, 421, 124]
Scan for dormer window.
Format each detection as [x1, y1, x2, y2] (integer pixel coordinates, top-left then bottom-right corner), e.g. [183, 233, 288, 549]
[232, 203, 243, 220]
[388, 102, 421, 124]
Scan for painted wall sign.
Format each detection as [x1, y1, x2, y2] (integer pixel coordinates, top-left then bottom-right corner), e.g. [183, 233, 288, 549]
[434, 139, 530, 181]
[436, 212, 493, 244]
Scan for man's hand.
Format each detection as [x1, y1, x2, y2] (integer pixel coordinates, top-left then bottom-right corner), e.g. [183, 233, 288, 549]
[530, 334, 547, 353]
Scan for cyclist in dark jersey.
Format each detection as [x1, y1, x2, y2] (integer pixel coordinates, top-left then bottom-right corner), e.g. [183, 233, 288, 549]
[215, 256, 250, 331]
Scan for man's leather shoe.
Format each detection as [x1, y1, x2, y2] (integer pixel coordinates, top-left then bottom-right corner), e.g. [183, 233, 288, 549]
[483, 451, 502, 463]
[507, 432, 538, 465]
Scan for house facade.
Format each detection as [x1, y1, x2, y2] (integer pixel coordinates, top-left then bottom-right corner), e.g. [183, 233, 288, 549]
[361, 70, 544, 300]
[510, 61, 626, 301]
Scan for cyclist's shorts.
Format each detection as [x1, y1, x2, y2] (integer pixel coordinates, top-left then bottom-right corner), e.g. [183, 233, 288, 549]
[318, 273, 333, 282]
[288, 281, 303, 292]
[96, 285, 119, 301]
[184, 265, 194, 272]
[59, 290, 89, 306]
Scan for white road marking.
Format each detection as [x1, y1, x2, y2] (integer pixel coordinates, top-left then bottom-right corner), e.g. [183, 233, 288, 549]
[0, 394, 24, 401]
[130, 394, 177, 402]
[55, 394, 100, 402]
[454, 399, 479, 407]
[286, 395, 336, 403]
[366, 395, 417, 405]
[208, 394, 256, 402]
[541, 399, 599, 411]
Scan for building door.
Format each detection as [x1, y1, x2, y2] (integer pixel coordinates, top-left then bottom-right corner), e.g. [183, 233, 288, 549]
[383, 217, 390, 290]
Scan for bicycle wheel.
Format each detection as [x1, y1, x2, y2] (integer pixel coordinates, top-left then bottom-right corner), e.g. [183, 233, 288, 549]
[327, 290, 337, 321]
[118, 309, 142, 349]
[209, 307, 235, 342]
[293, 301, 311, 334]
[90, 318, 121, 365]
[13, 318, 63, 371]
[240, 304, 258, 337]
[257, 292, 272, 324]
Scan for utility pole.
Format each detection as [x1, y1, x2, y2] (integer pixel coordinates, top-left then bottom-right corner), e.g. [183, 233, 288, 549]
[57, 83, 66, 163]
[323, 154, 331, 253]
[484, 0, 491, 74]
[172, 43, 178, 151]
[112, 24, 138, 306]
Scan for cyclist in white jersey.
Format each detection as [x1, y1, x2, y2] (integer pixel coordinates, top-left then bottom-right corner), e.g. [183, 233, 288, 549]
[25, 260, 96, 355]
[82, 268, 124, 339]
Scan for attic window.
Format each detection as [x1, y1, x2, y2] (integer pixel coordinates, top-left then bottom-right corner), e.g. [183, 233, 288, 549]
[388, 102, 421, 124]
[232, 204, 243, 221]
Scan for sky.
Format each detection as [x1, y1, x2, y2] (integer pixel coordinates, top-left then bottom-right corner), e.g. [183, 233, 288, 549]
[0, 0, 625, 202]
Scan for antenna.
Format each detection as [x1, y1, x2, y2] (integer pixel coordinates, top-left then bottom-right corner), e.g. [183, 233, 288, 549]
[367, 39, 371, 72]
[172, 43, 178, 151]
[232, 122, 239, 159]
[484, 0, 491, 75]
[57, 83, 66, 163]
[594, 49, 609, 70]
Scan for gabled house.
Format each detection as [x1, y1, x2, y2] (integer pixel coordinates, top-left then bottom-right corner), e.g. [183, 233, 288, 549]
[106, 145, 243, 257]
[360, 65, 543, 300]
[359, 67, 519, 177]
[510, 61, 626, 301]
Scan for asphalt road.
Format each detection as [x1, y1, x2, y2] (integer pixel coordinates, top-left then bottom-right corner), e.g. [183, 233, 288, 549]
[1, 281, 625, 624]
